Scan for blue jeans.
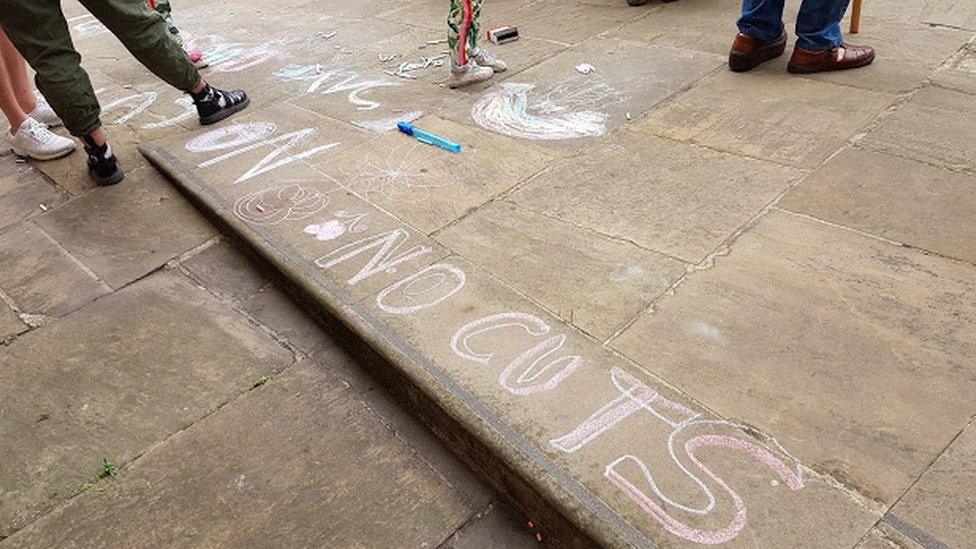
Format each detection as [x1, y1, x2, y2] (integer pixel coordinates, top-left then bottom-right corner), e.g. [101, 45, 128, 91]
[738, 0, 851, 51]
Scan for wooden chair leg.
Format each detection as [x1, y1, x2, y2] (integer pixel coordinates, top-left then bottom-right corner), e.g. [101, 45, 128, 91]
[850, 0, 863, 34]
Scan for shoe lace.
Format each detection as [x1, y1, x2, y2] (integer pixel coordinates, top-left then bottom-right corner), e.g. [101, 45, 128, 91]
[477, 49, 496, 63]
[22, 119, 57, 145]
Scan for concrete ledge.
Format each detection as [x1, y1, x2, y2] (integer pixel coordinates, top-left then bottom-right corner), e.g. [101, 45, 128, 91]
[139, 117, 879, 547]
[140, 144, 607, 548]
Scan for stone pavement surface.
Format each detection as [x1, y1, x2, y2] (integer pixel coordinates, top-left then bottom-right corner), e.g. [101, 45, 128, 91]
[3, 0, 976, 547]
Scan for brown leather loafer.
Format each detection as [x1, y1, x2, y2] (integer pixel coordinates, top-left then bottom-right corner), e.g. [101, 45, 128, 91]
[787, 43, 875, 73]
[728, 32, 788, 72]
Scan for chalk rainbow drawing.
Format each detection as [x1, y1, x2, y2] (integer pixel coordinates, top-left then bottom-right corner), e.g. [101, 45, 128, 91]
[471, 79, 628, 140]
[233, 184, 329, 225]
[347, 144, 445, 200]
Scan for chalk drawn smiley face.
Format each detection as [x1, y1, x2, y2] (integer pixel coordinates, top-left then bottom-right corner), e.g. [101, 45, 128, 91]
[234, 185, 330, 225]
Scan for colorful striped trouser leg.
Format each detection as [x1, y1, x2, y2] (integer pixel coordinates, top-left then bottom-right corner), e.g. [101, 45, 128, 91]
[447, 0, 483, 69]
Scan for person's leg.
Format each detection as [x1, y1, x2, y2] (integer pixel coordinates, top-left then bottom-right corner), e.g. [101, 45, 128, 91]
[0, 0, 102, 137]
[789, 0, 874, 72]
[730, 0, 788, 71]
[0, 28, 74, 160]
[795, 0, 848, 50]
[81, 0, 246, 123]
[0, 44, 29, 132]
[469, 0, 506, 73]
[447, 0, 492, 87]
[737, 0, 786, 41]
[0, 31, 35, 116]
[80, 0, 200, 93]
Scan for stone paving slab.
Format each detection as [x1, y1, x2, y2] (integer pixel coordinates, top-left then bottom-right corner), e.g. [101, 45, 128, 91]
[932, 40, 976, 96]
[0, 303, 26, 341]
[859, 85, 976, 173]
[444, 503, 539, 549]
[141, 132, 881, 548]
[510, 130, 802, 264]
[0, 270, 292, 537]
[0, 165, 68, 234]
[311, 115, 559, 234]
[435, 199, 686, 340]
[779, 147, 976, 265]
[180, 239, 270, 300]
[33, 167, 216, 290]
[612, 210, 976, 507]
[0, 223, 111, 318]
[241, 284, 335, 356]
[876, 419, 976, 548]
[636, 70, 897, 168]
[307, 345, 495, 514]
[3, 358, 474, 548]
[855, 0, 975, 28]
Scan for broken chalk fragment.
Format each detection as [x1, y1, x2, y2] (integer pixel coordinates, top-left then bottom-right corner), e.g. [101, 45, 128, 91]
[575, 63, 596, 75]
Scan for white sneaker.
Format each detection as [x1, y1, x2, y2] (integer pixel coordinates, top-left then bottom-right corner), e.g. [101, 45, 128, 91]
[29, 92, 62, 128]
[448, 63, 494, 88]
[473, 49, 508, 73]
[9, 118, 75, 161]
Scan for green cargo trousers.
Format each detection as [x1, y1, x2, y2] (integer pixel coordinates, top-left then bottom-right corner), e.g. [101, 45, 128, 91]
[0, 0, 201, 136]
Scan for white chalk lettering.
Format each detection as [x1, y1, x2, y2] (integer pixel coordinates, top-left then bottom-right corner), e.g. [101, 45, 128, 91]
[314, 228, 432, 286]
[376, 263, 467, 314]
[189, 123, 339, 184]
[451, 312, 581, 395]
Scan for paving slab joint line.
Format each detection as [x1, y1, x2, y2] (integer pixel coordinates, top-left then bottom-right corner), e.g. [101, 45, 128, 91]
[0, 354, 301, 543]
[929, 79, 976, 98]
[855, 414, 976, 549]
[774, 207, 976, 270]
[429, 163, 562, 240]
[141, 144, 645, 549]
[605, 129, 869, 345]
[171, 262, 308, 362]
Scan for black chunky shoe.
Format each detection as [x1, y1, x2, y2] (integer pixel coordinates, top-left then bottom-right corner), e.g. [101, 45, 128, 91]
[82, 137, 124, 186]
[192, 84, 250, 125]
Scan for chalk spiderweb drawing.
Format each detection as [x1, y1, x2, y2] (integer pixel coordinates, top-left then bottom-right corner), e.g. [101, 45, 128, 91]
[234, 184, 330, 225]
[472, 78, 629, 140]
[346, 144, 446, 200]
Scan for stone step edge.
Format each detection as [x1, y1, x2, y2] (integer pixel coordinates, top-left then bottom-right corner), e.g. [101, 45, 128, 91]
[140, 144, 625, 549]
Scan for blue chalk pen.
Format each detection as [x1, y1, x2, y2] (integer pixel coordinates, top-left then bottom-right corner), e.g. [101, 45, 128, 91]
[397, 121, 462, 154]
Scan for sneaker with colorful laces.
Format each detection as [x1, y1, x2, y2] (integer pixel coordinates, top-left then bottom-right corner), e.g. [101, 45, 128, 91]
[473, 49, 507, 73]
[192, 84, 250, 125]
[9, 117, 74, 161]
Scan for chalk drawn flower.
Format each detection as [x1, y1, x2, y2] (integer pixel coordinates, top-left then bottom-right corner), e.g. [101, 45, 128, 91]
[304, 219, 346, 241]
[347, 145, 444, 200]
[234, 184, 329, 225]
